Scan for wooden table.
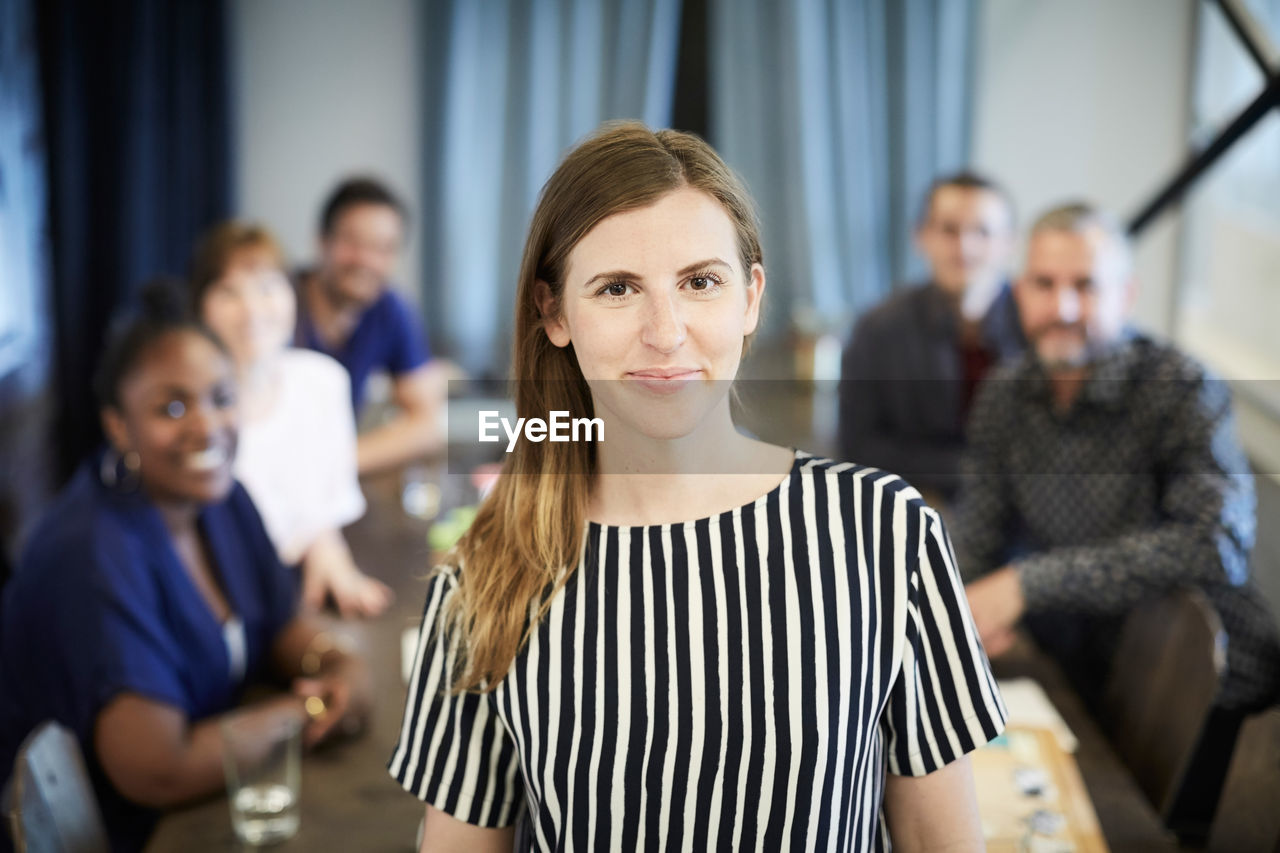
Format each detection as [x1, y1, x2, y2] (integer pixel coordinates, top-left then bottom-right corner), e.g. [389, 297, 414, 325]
[147, 471, 448, 852]
[992, 639, 1181, 852]
[149, 465, 1179, 852]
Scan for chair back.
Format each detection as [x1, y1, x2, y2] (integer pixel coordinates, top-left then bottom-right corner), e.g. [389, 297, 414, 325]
[1103, 588, 1229, 841]
[4, 721, 108, 853]
[1208, 707, 1280, 853]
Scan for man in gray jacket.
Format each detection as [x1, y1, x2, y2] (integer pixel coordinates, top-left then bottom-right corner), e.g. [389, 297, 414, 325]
[838, 172, 1023, 501]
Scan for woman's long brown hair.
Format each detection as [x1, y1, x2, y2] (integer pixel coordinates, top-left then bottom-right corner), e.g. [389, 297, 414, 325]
[446, 121, 764, 692]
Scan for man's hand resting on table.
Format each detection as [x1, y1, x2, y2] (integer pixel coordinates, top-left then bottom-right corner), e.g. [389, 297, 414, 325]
[965, 565, 1025, 658]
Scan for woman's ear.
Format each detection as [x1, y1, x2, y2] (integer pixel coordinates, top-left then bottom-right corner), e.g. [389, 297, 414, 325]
[743, 263, 766, 336]
[535, 280, 571, 348]
[101, 407, 130, 454]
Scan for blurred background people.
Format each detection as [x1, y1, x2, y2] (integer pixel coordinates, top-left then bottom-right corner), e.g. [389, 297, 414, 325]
[294, 178, 449, 475]
[955, 203, 1280, 712]
[0, 282, 371, 851]
[838, 172, 1023, 502]
[191, 221, 392, 618]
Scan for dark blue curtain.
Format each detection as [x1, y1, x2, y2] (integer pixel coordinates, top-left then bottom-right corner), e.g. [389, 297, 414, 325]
[36, 0, 235, 478]
[0, 0, 55, 579]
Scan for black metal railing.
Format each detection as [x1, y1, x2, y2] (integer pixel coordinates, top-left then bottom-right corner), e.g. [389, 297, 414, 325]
[1128, 0, 1280, 236]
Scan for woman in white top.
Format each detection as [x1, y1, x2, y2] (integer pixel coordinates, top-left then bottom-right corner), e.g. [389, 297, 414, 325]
[192, 222, 392, 618]
[390, 122, 1005, 851]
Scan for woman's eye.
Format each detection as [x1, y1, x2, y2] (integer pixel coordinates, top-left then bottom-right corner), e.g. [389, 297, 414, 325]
[603, 282, 629, 297]
[213, 387, 236, 408]
[688, 274, 721, 292]
[163, 400, 186, 418]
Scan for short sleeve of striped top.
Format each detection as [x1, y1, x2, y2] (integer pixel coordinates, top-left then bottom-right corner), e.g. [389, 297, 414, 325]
[387, 569, 524, 827]
[389, 453, 1007, 851]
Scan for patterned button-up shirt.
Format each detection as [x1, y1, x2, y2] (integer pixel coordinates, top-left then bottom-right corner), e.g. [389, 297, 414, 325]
[954, 332, 1279, 710]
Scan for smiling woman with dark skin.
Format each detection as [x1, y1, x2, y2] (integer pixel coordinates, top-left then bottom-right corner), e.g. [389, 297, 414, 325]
[0, 282, 372, 852]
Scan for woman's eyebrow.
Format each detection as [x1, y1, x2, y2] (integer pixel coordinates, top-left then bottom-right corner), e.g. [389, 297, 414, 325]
[676, 257, 732, 276]
[579, 257, 732, 290]
[580, 269, 636, 290]
[145, 385, 195, 400]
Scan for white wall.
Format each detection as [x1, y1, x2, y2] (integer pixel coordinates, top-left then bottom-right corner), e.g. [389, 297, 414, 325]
[972, 0, 1196, 334]
[231, 0, 422, 301]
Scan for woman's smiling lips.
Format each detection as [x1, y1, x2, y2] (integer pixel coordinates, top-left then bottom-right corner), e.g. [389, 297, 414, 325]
[625, 367, 704, 394]
[183, 445, 230, 473]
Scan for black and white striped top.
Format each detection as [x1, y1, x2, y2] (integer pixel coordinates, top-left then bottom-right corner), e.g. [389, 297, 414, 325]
[390, 453, 1006, 851]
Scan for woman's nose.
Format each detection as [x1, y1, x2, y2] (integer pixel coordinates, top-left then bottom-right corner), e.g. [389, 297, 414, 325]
[185, 401, 218, 441]
[640, 292, 687, 353]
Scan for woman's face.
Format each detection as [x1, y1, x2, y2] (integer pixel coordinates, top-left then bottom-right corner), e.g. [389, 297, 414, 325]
[102, 330, 239, 507]
[201, 247, 296, 369]
[543, 187, 764, 441]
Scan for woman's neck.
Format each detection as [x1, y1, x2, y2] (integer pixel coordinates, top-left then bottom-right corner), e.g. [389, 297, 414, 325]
[236, 356, 283, 422]
[588, 401, 794, 526]
[152, 495, 202, 539]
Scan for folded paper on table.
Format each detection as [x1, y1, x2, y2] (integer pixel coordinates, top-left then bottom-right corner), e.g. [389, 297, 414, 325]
[973, 727, 1107, 853]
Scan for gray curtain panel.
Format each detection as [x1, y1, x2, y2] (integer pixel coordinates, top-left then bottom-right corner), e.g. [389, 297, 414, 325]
[418, 0, 683, 375]
[709, 0, 977, 337]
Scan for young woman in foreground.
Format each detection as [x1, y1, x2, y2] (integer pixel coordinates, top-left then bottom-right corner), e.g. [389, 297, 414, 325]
[389, 123, 1005, 852]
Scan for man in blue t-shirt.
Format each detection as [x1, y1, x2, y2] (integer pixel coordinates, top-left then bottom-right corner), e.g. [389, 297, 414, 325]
[296, 178, 446, 474]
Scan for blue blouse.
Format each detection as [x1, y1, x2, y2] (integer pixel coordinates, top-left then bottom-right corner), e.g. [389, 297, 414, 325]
[0, 453, 298, 851]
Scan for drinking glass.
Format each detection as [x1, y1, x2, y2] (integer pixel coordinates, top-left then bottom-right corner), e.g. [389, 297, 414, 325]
[220, 713, 302, 846]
